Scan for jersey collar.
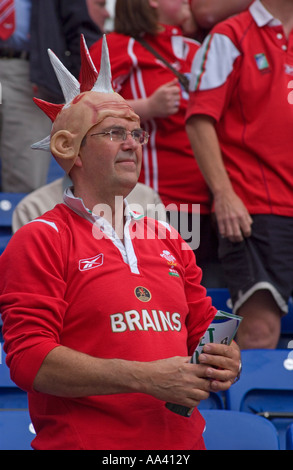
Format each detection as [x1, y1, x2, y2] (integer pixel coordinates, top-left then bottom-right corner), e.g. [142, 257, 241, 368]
[250, 0, 282, 28]
[63, 186, 143, 225]
[63, 187, 141, 274]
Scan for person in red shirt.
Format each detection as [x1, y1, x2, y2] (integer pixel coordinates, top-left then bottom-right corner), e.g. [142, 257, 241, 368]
[0, 36, 240, 450]
[186, 0, 293, 349]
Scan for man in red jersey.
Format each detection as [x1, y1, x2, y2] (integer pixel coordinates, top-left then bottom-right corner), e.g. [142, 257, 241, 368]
[0, 36, 240, 450]
[186, 0, 293, 349]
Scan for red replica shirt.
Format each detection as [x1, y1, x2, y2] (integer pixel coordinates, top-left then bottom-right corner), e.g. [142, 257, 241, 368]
[0, 191, 216, 450]
[90, 27, 211, 213]
[186, 0, 293, 216]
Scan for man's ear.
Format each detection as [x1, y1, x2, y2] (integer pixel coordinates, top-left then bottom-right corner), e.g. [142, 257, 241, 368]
[50, 130, 79, 161]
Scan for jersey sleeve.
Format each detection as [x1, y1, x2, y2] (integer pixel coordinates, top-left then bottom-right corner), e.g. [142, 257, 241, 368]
[0, 220, 68, 392]
[186, 32, 241, 122]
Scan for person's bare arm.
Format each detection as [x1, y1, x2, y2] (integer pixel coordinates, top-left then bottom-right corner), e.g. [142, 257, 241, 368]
[186, 114, 252, 242]
[127, 79, 181, 122]
[33, 341, 240, 408]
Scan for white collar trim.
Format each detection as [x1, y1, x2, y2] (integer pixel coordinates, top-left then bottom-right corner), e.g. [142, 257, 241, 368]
[249, 0, 282, 27]
[63, 187, 141, 274]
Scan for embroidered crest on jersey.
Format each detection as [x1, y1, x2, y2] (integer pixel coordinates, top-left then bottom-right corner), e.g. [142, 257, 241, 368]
[160, 250, 180, 278]
[254, 53, 270, 73]
[79, 254, 104, 271]
[134, 286, 152, 302]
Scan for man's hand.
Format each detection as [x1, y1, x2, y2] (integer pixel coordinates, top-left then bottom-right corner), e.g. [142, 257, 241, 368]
[214, 189, 253, 242]
[141, 341, 240, 408]
[197, 341, 241, 391]
[148, 79, 181, 118]
[141, 356, 212, 408]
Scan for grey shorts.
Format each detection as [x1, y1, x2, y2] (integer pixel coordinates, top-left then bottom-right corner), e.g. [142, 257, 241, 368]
[218, 215, 293, 314]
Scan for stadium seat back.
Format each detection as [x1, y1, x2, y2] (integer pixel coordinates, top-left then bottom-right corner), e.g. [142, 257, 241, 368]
[0, 410, 34, 450]
[201, 409, 280, 450]
[225, 349, 293, 449]
[279, 298, 293, 348]
[0, 192, 26, 254]
[198, 392, 225, 410]
[0, 344, 28, 409]
[206, 288, 233, 313]
[286, 423, 293, 450]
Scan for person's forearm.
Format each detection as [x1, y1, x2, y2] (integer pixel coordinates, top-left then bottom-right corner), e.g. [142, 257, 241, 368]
[127, 98, 154, 122]
[33, 346, 212, 408]
[186, 114, 253, 241]
[32, 342, 241, 406]
[33, 346, 147, 397]
[127, 79, 181, 122]
[186, 114, 233, 198]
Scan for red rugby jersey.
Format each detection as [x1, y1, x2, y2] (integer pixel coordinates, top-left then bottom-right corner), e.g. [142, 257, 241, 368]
[0, 192, 216, 450]
[186, 0, 293, 216]
[90, 26, 211, 213]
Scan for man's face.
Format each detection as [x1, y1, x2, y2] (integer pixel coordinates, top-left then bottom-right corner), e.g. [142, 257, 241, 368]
[50, 91, 140, 173]
[76, 116, 143, 200]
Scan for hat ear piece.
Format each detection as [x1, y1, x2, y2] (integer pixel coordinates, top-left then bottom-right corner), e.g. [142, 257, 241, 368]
[51, 130, 77, 159]
[50, 130, 80, 173]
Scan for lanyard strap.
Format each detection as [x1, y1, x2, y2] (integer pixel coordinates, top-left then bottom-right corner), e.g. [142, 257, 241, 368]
[136, 38, 190, 93]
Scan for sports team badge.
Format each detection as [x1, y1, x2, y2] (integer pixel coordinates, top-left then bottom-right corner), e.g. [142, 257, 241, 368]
[160, 250, 180, 278]
[134, 286, 152, 302]
[254, 53, 270, 73]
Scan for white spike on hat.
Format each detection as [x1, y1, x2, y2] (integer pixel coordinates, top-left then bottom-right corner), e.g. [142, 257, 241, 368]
[32, 34, 114, 151]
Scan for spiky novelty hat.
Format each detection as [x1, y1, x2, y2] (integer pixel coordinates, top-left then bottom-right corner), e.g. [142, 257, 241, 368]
[32, 35, 140, 173]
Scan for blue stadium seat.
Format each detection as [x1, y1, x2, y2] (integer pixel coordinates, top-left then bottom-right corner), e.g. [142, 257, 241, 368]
[0, 344, 28, 409]
[201, 409, 280, 450]
[225, 349, 293, 449]
[0, 410, 35, 450]
[206, 288, 233, 314]
[286, 423, 293, 450]
[198, 392, 225, 410]
[0, 192, 27, 227]
[0, 192, 26, 254]
[47, 155, 64, 183]
[279, 298, 293, 348]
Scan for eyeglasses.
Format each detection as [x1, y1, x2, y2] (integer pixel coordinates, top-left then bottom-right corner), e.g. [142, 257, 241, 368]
[90, 128, 149, 145]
